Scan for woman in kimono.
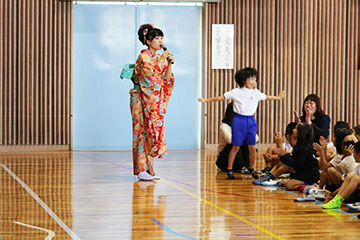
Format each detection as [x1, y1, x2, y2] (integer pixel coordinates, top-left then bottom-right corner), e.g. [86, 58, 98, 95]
[130, 24, 175, 181]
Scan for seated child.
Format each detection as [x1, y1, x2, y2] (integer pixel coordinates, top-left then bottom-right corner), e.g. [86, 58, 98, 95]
[322, 141, 360, 209]
[313, 128, 354, 191]
[261, 122, 297, 173]
[254, 123, 320, 191]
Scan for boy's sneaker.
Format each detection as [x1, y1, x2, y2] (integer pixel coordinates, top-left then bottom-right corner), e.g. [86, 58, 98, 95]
[310, 192, 327, 201]
[294, 196, 316, 202]
[279, 173, 290, 178]
[346, 202, 360, 212]
[261, 166, 272, 173]
[252, 172, 275, 185]
[303, 185, 318, 194]
[226, 169, 235, 179]
[261, 180, 282, 186]
[249, 169, 259, 179]
[276, 180, 285, 187]
[240, 167, 250, 174]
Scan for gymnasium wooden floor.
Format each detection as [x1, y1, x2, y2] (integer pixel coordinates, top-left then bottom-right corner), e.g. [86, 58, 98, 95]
[1, 145, 360, 240]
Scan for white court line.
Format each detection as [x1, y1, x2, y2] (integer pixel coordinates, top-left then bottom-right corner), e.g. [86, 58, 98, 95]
[14, 221, 55, 239]
[0, 164, 81, 240]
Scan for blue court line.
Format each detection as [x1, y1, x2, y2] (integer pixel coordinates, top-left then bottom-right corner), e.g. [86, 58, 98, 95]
[271, 186, 359, 219]
[151, 219, 202, 240]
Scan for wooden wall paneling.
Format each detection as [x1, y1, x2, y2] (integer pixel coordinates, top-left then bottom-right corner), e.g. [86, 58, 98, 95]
[0, 0, 72, 149]
[1, 0, 6, 144]
[347, 0, 360, 127]
[203, 0, 360, 145]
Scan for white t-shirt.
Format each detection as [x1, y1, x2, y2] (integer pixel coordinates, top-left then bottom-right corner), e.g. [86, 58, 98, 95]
[224, 87, 266, 116]
[354, 164, 360, 176]
[339, 155, 357, 177]
[330, 153, 343, 173]
[327, 141, 335, 149]
[283, 142, 293, 153]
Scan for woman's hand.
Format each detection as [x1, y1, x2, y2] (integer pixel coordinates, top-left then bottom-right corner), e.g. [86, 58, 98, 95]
[305, 108, 312, 124]
[293, 110, 301, 123]
[161, 50, 174, 65]
[167, 53, 174, 65]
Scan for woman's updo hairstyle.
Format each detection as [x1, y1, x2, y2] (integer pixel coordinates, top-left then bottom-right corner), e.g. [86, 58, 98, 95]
[138, 24, 164, 46]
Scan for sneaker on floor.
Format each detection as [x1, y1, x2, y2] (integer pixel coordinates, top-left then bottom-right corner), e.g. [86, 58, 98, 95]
[346, 202, 360, 212]
[252, 172, 274, 185]
[138, 171, 155, 181]
[278, 173, 290, 178]
[258, 172, 267, 177]
[261, 180, 282, 186]
[276, 180, 285, 187]
[309, 192, 327, 201]
[303, 185, 318, 194]
[294, 196, 316, 202]
[227, 170, 235, 179]
[261, 166, 272, 173]
[240, 167, 250, 174]
[249, 169, 259, 179]
[306, 189, 327, 196]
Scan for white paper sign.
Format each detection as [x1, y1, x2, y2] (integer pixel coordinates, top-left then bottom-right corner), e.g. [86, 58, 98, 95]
[211, 24, 234, 69]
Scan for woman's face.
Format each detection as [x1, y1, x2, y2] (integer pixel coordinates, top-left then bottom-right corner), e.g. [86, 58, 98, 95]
[304, 100, 317, 116]
[147, 36, 163, 52]
[244, 77, 257, 89]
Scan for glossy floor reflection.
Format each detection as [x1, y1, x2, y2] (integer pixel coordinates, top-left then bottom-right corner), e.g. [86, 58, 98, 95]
[1, 147, 360, 239]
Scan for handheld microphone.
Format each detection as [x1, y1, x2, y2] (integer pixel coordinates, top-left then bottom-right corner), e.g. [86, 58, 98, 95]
[161, 44, 174, 64]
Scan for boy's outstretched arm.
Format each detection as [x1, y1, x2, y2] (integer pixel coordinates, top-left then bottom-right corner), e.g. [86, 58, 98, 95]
[266, 90, 285, 100]
[198, 95, 226, 103]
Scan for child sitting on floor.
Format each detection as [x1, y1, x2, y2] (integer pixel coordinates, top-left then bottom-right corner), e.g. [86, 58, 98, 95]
[260, 122, 297, 174]
[254, 123, 320, 191]
[322, 141, 360, 209]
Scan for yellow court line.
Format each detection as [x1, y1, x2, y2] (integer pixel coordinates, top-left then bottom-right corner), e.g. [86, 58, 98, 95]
[161, 179, 285, 240]
[249, 213, 344, 218]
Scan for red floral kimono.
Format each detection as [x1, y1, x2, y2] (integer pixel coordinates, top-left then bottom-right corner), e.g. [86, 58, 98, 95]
[130, 49, 175, 175]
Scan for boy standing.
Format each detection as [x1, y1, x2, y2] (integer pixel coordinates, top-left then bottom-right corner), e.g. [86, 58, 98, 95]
[198, 67, 285, 179]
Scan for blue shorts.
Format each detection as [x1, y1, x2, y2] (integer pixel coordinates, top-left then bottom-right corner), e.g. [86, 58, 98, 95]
[231, 114, 257, 146]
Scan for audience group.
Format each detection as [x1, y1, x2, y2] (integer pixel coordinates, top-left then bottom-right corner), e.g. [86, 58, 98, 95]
[216, 93, 360, 218]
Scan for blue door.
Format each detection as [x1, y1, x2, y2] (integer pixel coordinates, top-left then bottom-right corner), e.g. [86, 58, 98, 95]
[73, 3, 202, 150]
